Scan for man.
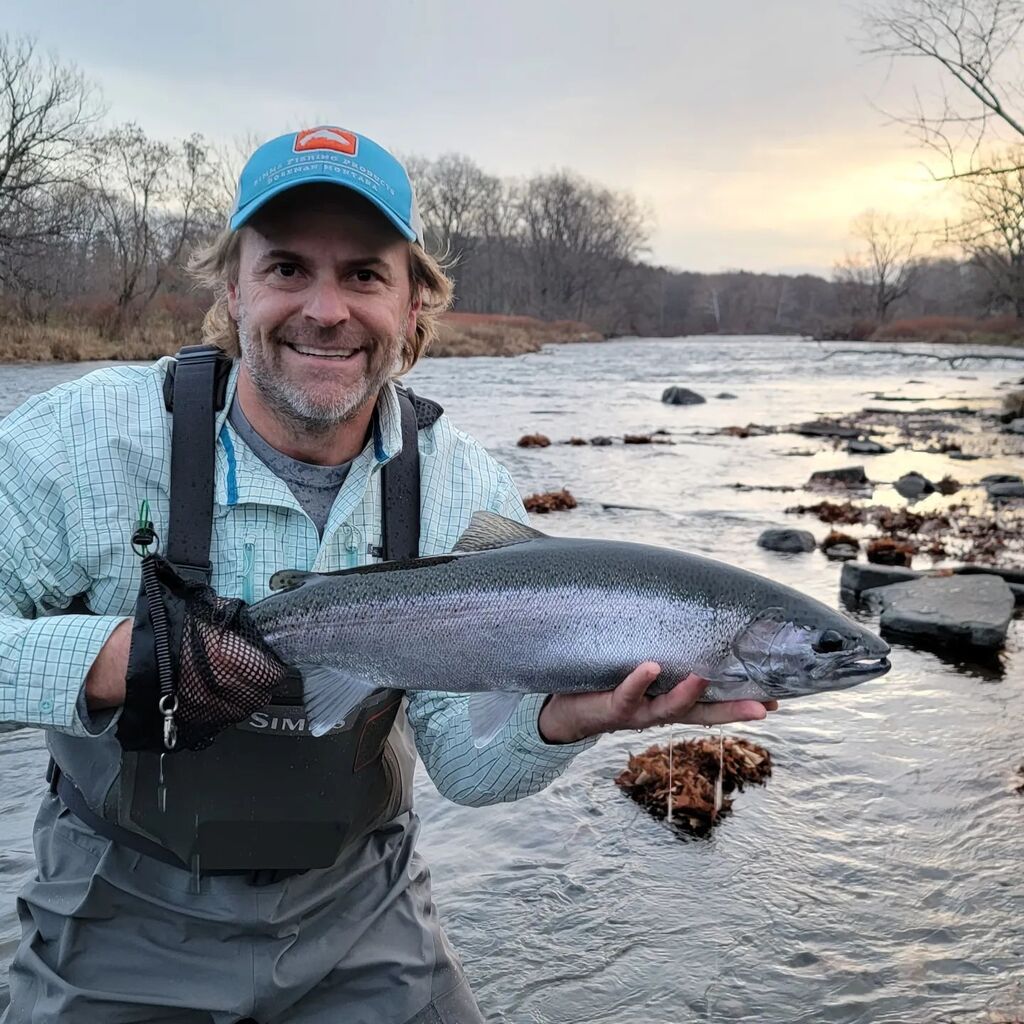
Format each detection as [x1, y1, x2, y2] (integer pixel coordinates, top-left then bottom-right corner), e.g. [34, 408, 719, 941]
[0, 127, 775, 1023]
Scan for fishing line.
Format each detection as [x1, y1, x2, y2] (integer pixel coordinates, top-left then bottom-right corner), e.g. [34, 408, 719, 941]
[666, 728, 675, 823]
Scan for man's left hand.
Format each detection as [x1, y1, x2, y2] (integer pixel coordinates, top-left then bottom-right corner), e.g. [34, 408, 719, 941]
[537, 661, 778, 745]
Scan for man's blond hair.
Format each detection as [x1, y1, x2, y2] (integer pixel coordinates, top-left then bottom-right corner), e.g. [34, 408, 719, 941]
[187, 224, 453, 375]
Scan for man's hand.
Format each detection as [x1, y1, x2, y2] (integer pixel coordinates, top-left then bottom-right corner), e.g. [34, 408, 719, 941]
[537, 662, 778, 745]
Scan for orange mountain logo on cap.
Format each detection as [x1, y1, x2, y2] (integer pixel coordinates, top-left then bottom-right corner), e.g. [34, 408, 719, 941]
[293, 127, 358, 155]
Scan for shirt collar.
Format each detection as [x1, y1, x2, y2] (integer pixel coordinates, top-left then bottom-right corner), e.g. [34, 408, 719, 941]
[213, 364, 405, 509]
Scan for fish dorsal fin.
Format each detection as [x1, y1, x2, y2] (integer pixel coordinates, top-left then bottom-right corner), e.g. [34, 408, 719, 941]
[452, 511, 547, 553]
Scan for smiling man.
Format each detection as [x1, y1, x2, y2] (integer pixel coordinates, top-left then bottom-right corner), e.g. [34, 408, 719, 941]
[0, 127, 774, 1023]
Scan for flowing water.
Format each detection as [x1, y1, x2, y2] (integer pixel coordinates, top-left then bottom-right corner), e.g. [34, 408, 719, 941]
[0, 338, 1021, 1022]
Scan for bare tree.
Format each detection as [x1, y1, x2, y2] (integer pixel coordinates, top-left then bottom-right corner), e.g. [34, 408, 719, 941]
[0, 34, 102, 277]
[834, 210, 921, 320]
[947, 147, 1024, 313]
[864, 0, 1024, 177]
[90, 124, 217, 328]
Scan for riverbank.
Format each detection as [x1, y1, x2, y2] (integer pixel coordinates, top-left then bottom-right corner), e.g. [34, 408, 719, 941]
[816, 314, 1024, 347]
[0, 311, 602, 363]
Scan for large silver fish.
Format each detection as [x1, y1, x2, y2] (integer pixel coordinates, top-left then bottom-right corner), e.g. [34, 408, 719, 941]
[248, 512, 891, 745]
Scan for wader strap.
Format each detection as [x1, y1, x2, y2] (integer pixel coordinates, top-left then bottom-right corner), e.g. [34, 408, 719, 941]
[164, 345, 230, 583]
[382, 389, 422, 561]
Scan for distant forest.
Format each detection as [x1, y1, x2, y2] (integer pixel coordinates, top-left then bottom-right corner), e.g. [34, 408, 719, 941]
[2, 33, 1024, 348]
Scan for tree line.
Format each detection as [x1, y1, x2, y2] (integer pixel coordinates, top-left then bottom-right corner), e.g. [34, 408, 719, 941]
[2, 12, 1024, 347]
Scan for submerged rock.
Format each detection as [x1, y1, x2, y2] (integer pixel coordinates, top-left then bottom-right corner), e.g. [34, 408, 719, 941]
[894, 471, 935, 500]
[862, 575, 1014, 650]
[623, 433, 653, 444]
[808, 466, 869, 488]
[821, 531, 859, 561]
[989, 481, 1024, 499]
[589, 436, 614, 446]
[847, 439, 893, 455]
[1003, 417, 1024, 434]
[793, 420, 860, 440]
[615, 736, 772, 834]
[661, 386, 706, 405]
[716, 392, 738, 399]
[757, 528, 816, 553]
[866, 538, 915, 567]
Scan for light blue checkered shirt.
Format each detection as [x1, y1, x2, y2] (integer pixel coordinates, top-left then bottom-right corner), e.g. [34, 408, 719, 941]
[0, 359, 594, 805]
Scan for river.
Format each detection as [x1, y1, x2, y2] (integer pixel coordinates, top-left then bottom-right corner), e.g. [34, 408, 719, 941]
[0, 337, 1021, 1022]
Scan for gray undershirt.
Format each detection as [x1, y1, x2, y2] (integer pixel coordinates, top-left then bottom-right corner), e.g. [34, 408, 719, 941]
[228, 400, 351, 537]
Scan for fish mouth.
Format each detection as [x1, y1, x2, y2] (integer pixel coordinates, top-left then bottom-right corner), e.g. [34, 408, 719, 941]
[833, 654, 891, 680]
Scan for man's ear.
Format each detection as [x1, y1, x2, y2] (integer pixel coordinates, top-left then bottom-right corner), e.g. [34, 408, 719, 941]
[227, 279, 239, 321]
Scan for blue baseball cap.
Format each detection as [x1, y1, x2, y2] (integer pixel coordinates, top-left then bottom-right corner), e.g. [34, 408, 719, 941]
[229, 126, 424, 245]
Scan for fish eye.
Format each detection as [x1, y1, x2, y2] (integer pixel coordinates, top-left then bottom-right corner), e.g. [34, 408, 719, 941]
[813, 629, 846, 654]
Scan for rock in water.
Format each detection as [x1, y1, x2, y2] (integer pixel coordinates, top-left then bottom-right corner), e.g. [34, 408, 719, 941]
[894, 472, 935, 500]
[821, 531, 860, 560]
[716, 392, 738, 399]
[988, 481, 1024, 499]
[862, 575, 1014, 650]
[840, 562, 921, 594]
[661, 386, 706, 405]
[847, 439, 894, 455]
[808, 466, 869, 488]
[757, 528, 816, 553]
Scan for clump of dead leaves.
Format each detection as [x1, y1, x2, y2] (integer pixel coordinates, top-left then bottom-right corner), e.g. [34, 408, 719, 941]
[615, 736, 772, 834]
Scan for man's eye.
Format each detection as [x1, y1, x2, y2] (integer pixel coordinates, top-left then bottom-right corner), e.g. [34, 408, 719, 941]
[354, 269, 379, 283]
[273, 263, 299, 278]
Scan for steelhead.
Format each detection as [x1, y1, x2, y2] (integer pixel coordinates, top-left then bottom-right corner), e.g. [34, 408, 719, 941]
[248, 512, 891, 745]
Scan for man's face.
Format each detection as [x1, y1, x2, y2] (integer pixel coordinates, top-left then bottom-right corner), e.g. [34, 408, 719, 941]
[228, 184, 419, 433]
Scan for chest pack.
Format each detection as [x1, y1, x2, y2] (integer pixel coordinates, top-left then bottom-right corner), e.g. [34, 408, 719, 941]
[48, 345, 443, 879]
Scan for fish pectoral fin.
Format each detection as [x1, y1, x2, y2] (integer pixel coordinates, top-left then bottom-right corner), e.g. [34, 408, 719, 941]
[468, 692, 524, 747]
[452, 511, 547, 553]
[299, 665, 379, 737]
[268, 569, 319, 592]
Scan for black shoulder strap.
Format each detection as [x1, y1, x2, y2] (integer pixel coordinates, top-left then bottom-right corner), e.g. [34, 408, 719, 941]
[383, 386, 442, 560]
[164, 345, 231, 582]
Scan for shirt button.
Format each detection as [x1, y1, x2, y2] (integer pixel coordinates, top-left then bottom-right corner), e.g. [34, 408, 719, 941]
[39, 699, 53, 712]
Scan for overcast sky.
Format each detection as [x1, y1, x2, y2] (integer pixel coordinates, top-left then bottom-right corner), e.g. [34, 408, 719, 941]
[2, 0, 965, 276]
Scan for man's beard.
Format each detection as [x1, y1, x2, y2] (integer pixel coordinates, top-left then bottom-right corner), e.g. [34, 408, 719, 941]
[237, 311, 402, 436]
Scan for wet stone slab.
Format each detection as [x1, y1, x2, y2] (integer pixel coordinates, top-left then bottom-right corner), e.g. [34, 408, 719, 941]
[862, 575, 1015, 651]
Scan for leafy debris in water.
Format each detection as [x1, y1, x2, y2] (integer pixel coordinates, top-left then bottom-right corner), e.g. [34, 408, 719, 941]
[524, 488, 577, 513]
[615, 736, 772, 835]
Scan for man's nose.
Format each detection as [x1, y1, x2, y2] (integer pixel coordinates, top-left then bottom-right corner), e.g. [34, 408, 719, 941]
[303, 279, 350, 328]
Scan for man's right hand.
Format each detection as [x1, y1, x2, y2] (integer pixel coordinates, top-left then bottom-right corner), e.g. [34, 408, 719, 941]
[84, 619, 132, 710]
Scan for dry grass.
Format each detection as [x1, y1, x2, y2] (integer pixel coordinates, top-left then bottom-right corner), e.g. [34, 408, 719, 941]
[429, 312, 602, 357]
[0, 310, 603, 363]
[870, 315, 1024, 346]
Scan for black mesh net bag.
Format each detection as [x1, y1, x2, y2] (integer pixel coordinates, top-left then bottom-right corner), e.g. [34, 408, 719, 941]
[120, 554, 292, 752]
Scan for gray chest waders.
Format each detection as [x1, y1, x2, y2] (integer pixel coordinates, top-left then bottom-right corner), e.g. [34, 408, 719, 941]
[49, 345, 443, 878]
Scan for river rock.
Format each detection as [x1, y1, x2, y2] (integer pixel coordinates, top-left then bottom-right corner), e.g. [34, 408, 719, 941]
[988, 480, 1024, 499]
[840, 562, 921, 594]
[808, 466, 869, 488]
[661, 386, 706, 405]
[821, 531, 859, 561]
[716, 392, 738, 399]
[862, 575, 1014, 650]
[757, 528, 816, 553]
[980, 474, 1022, 485]
[894, 471, 935, 500]
[1004, 418, 1024, 434]
[793, 420, 860, 440]
[847, 439, 893, 455]
[589, 436, 613, 446]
